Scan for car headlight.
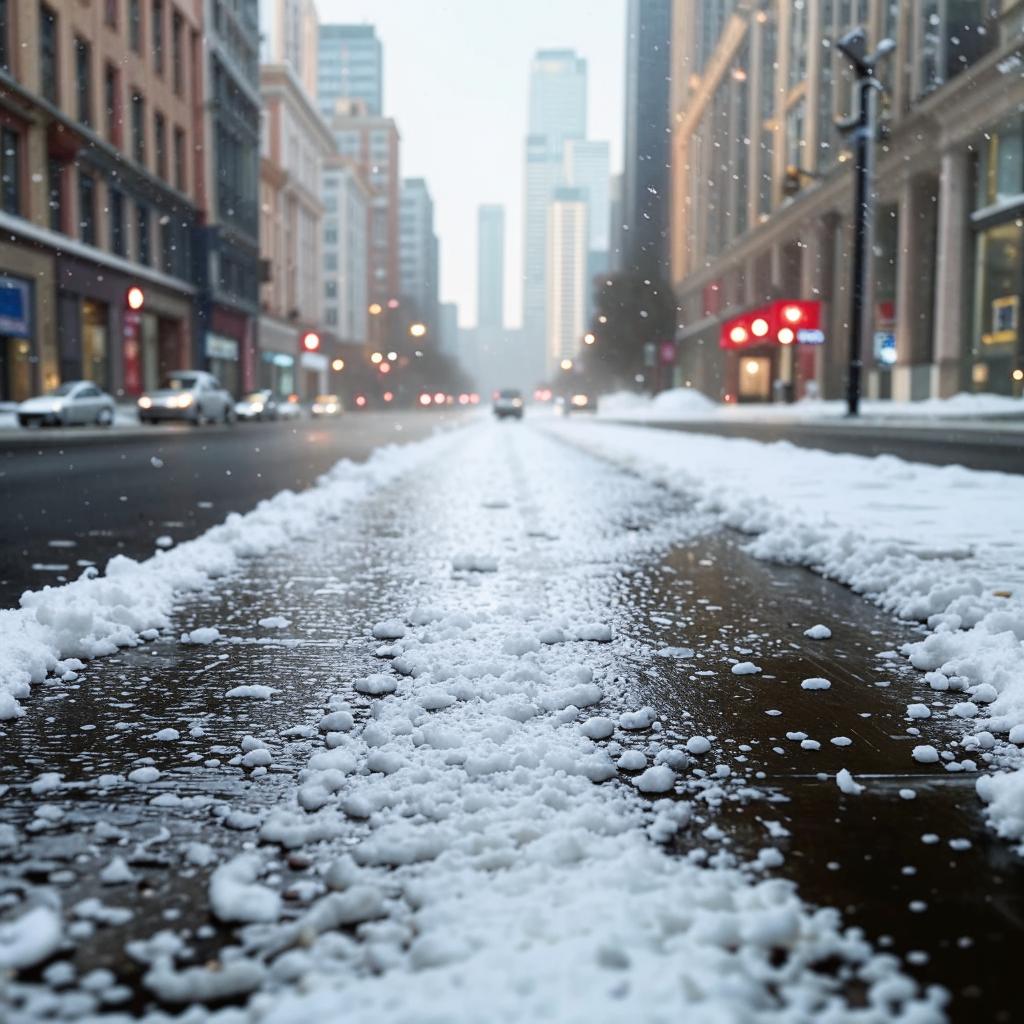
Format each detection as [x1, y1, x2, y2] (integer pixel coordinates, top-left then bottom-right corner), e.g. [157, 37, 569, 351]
[571, 395, 590, 407]
[138, 396, 152, 409]
[512, 399, 523, 408]
[176, 394, 194, 408]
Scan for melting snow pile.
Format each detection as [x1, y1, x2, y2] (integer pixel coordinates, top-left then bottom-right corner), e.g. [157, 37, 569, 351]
[554, 420, 1024, 853]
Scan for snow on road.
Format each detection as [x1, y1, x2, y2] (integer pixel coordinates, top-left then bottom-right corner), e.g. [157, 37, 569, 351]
[0, 422, 945, 1021]
[552, 419, 1024, 851]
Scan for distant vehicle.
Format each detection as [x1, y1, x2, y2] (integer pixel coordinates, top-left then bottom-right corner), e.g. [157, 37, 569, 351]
[235, 389, 280, 421]
[566, 391, 598, 414]
[17, 381, 116, 428]
[277, 394, 303, 420]
[493, 388, 524, 420]
[138, 371, 235, 425]
[311, 394, 343, 417]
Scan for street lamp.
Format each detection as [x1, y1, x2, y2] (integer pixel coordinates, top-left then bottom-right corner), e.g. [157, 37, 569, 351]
[332, 358, 345, 372]
[409, 322, 427, 338]
[368, 303, 382, 316]
[583, 332, 596, 346]
[370, 351, 383, 364]
[560, 358, 573, 371]
[836, 27, 895, 417]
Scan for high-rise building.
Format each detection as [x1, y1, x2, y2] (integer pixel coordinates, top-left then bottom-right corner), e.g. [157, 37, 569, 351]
[439, 301, 459, 359]
[0, 0, 203, 400]
[260, 0, 320, 99]
[564, 139, 612, 322]
[258, 64, 335, 399]
[622, 0, 670, 279]
[325, 102, 400, 311]
[609, 173, 625, 272]
[477, 205, 505, 329]
[199, 0, 262, 394]
[522, 50, 587, 381]
[317, 25, 383, 119]
[322, 159, 369, 346]
[546, 187, 588, 378]
[399, 178, 440, 339]
[670, 1, 1018, 404]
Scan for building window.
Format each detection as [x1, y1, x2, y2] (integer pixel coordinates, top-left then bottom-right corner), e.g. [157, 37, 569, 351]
[1, 128, 20, 215]
[105, 64, 121, 146]
[161, 218, 174, 274]
[109, 188, 125, 255]
[0, 0, 10, 72]
[131, 92, 145, 165]
[788, 1, 807, 89]
[152, 0, 164, 74]
[39, 4, 59, 105]
[78, 171, 96, 245]
[104, 0, 118, 29]
[75, 37, 92, 127]
[47, 158, 62, 230]
[172, 12, 184, 94]
[129, 0, 142, 54]
[136, 202, 150, 264]
[173, 126, 186, 191]
[154, 111, 167, 179]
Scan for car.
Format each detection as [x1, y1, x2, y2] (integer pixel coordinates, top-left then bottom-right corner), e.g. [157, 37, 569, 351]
[17, 380, 116, 427]
[235, 389, 280, 421]
[138, 371, 235, 425]
[311, 393, 344, 417]
[277, 394, 303, 420]
[493, 388, 524, 420]
[566, 391, 598, 414]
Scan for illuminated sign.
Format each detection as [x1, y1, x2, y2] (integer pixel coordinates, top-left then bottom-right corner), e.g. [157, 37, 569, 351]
[720, 300, 823, 349]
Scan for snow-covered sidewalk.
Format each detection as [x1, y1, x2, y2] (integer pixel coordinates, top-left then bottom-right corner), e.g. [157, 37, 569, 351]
[551, 419, 1024, 851]
[0, 423, 945, 1022]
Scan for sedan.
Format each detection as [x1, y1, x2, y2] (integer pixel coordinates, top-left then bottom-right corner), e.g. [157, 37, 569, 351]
[311, 394, 344, 418]
[18, 381, 115, 427]
[566, 391, 598, 414]
[138, 371, 235, 425]
[235, 389, 280, 421]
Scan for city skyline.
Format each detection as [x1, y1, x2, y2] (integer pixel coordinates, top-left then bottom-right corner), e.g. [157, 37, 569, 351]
[315, 0, 626, 328]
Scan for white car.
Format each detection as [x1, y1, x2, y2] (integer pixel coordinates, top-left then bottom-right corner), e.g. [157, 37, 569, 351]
[493, 388, 524, 420]
[311, 394, 344, 418]
[138, 371, 235, 425]
[235, 389, 280, 421]
[17, 381, 115, 427]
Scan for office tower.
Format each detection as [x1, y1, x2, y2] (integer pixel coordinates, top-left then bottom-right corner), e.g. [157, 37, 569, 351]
[317, 25, 383, 118]
[546, 187, 588, 378]
[477, 205, 505, 329]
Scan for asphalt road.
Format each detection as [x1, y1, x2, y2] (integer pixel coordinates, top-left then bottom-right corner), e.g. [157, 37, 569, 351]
[609, 418, 1024, 474]
[0, 411, 463, 609]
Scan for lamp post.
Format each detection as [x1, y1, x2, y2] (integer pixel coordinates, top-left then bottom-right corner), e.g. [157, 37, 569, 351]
[836, 28, 895, 417]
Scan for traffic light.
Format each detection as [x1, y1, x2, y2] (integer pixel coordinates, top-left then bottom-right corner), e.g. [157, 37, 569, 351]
[302, 332, 320, 352]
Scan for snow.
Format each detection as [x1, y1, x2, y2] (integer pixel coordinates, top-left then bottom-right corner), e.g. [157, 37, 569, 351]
[912, 745, 941, 764]
[225, 684, 279, 699]
[181, 626, 221, 645]
[730, 661, 761, 675]
[209, 854, 282, 924]
[801, 677, 832, 691]
[0, 906, 62, 971]
[836, 769, 866, 795]
[804, 623, 832, 639]
[258, 615, 290, 629]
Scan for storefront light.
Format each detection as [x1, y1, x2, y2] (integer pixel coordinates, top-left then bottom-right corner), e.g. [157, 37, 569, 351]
[751, 318, 769, 338]
[729, 325, 748, 344]
[745, 359, 760, 376]
[1013, 369, 1024, 382]
[778, 327, 795, 345]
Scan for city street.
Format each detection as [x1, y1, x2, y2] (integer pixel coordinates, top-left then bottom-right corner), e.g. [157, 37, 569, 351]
[2, 417, 1022, 1022]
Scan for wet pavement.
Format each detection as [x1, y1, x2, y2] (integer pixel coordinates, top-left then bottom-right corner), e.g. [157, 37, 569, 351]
[1, 420, 1020, 1021]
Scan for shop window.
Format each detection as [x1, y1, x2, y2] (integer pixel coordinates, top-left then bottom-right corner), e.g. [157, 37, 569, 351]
[47, 158, 62, 231]
[109, 188, 125, 255]
[972, 220, 1022, 393]
[0, 128, 20, 215]
[976, 122, 1024, 209]
[39, 4, 59, 105]
[129, 0, 142, 54]
[82, 300, 109, 388]
[75, 37, 92, 127]
[78, 171, 96, 245]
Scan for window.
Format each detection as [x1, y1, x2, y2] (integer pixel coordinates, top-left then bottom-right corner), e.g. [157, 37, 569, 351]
[173, 126, 186, 191]
[78, 171, 96, 245]
[75, 37, 92, 127]
[153, 0, 164, 74]
[39, 4, 59, 105]
[1, 0, 10, 72]
[154, 111, 167, 179]
[109, 188, 125, 255]
[47, 158, 62, 231]
[129, 0, 142, 53]
[136, 202, 150, 264]
[104, 0, 118, 29]
[131, 92, 145, 165]
[172, 12, 185, 94]
[1, 128, 20, 215]
[161, 218, 175, 274]
[105, 64, 121, 146]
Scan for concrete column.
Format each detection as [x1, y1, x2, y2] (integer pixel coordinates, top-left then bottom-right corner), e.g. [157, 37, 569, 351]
[932, 148, 970, 397]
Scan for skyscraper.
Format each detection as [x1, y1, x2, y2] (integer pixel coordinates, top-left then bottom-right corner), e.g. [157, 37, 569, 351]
[260, 0, 320, 99]
[522, 50, 587, 381]
[565, 140, 611, 324]
[622, 0, 670, 278]
[546, 188, 588, 378]
[399, 178, 440, 338]
[477, 205, 505, 329]
[317, 25, 383, 118]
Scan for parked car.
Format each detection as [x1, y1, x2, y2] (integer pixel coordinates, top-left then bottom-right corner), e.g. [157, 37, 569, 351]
[138, 371, 235, 425]
[277, 394, 303, 420]
[235, 389, 280, 421]
[17, 381, 116, 428]
[493, 388, 524, 420]
[566, 391, 598, 414]
[311, 394, 344, 418]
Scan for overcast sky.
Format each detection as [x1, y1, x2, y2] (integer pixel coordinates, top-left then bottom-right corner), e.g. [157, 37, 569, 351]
[316, 0, 627, 328]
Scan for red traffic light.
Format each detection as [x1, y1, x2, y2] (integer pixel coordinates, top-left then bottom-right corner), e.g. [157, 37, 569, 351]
[302, 331, 320, 352]
[126, 286, 145, 310]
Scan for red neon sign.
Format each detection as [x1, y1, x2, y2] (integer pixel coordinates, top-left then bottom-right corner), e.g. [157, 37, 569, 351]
[720, 300, 822, 349]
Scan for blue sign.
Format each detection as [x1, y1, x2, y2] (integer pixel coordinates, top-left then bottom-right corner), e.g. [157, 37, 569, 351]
[874, 331, 896, 366]
[0, 276, 31, 338]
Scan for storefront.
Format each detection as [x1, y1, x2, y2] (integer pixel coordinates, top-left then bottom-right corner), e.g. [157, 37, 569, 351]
[208, 307, 255, 397]
[0, 274, 35, 401]
[256, 316, 298, 397]
[970, 118, 1024, 396]
[300, 351, 328, 399]
[206, 334, 241, 396]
